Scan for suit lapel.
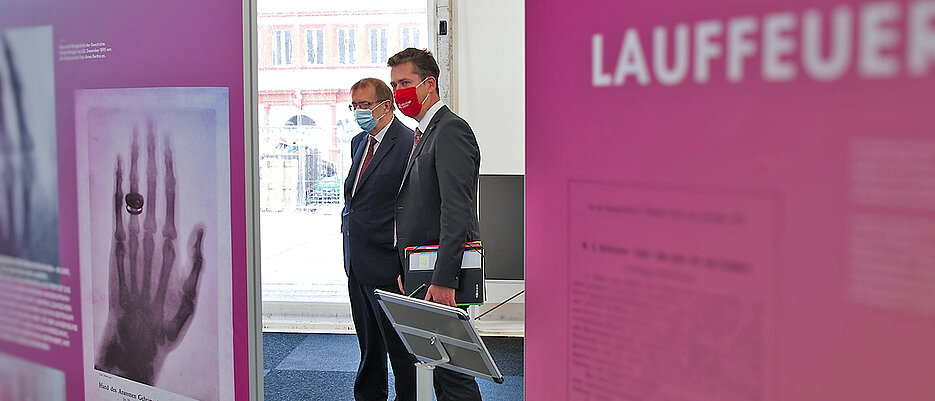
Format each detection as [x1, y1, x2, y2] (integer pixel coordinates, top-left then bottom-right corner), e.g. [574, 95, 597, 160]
[399, 106, 448, 193]
[354, 120, 398, 196]
[345, 133, 367, 202]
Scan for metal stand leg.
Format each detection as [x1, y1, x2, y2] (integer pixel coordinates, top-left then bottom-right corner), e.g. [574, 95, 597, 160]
[415, 335, 451, 401]
[415, 362, 435, 401]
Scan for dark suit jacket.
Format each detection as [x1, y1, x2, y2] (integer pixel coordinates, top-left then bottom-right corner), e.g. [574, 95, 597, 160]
[395, 105, 481, 289]
[342, 118, 414, 285]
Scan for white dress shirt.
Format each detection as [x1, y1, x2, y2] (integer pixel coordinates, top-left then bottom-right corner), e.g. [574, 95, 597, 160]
[418, 101, 446, 134]
[352, 117, 393, 196]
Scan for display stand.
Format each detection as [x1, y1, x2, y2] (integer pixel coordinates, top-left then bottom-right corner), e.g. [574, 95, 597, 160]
[374, 290, 503, 401]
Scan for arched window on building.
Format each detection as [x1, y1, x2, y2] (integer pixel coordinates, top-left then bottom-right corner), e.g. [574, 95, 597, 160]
[285, 114, 316, 127]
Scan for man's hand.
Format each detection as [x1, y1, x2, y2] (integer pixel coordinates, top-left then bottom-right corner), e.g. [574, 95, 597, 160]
[397, 275, 404, 294]
[424, 284, 456, 307]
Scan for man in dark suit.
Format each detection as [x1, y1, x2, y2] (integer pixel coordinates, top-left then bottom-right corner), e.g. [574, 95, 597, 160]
[342, 77, 417, 401]
[389, 48, 483, 401]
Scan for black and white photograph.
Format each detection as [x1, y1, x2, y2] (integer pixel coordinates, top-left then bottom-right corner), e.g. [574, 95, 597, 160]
[0, 25, 58, 270]
[76, 87, 233, 401]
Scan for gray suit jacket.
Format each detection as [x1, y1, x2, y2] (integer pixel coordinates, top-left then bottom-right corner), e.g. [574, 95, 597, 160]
[395, 106, 481, 289]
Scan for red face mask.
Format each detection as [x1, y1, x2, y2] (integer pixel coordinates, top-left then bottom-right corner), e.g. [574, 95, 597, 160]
[393, 77, 430, 118]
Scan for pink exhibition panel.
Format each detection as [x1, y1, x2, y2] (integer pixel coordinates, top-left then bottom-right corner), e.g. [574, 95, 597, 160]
[0, 1, 250, 400]
[527, 1, 935, 400]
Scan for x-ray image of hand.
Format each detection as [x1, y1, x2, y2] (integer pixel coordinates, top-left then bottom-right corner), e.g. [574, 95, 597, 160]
[0, 33, 36, 259]
[94, 125, 207, 386]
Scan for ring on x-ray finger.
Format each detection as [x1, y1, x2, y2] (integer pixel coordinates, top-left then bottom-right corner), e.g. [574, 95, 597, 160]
[125, 192, 144, 215]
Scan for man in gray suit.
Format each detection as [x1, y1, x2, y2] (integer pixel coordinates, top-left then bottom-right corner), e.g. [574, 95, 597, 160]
[342, 78, 417, 401]
[389, 48, 483, 401]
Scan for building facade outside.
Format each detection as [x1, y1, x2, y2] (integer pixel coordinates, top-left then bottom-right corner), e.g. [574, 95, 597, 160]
[257, 0, 427, 303]
[258, 1, 425, 211]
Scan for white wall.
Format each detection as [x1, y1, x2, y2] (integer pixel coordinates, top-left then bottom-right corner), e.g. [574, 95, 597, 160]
[451, 0, 526, 335]
[453, 0, 525, 175]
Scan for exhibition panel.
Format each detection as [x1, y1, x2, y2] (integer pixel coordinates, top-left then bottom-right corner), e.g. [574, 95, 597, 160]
[0, 1, 255, 400]
[527, 1, 935, 400]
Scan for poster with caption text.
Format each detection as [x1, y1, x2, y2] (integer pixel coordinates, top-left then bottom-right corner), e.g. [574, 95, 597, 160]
[527, 1, 935, 400]
[0, 0, 249, 399]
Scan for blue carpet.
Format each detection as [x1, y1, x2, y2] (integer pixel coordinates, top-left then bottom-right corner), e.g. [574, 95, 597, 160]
[263, 332, 309, 371]
[478, 375, 524, 400]
[263, 333, 523, 400]
[482, 337, 524, 377]
[276, 333, 361, 372]
[264, 369, 357, 401]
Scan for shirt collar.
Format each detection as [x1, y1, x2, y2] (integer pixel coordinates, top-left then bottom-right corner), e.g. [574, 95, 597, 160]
[371, 115, 393, 143]
[418, 101, 445, 133]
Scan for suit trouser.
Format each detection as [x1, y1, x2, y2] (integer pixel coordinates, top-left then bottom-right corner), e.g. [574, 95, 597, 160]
[422, 298, 481, 401]
[348, 273, 418, 401]
[433, 365, 482, 401]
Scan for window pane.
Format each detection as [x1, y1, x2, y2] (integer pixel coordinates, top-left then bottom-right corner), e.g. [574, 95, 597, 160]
[273, 29, 293, 66]
[258, 1, 428, 305]
[380, 29, 387, 61]
[306, 30, 323, 64]
[273, 31, 281, 64]
[338, 29, 346, 64]
[316, 31, 323, 64]
[284, 31, 292, 65]
[401, 26, 420, 50]
[370, 29, 378, 64]
[349, 29, 356, 64]
[339, 28, 356, 65]
[306, 31, 312, 63]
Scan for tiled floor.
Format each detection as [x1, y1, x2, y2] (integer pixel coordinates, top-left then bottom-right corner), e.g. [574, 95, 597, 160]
[263, 333, 524, 401]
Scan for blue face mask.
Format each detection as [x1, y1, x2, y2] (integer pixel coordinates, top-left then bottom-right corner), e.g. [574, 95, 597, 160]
[354, 100, 389, 132]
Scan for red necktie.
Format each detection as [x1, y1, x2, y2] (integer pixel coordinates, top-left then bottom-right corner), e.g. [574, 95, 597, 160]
[410, 128, 422, 161]
[360, 135, 376, 174]
[355, 136, 376, 193]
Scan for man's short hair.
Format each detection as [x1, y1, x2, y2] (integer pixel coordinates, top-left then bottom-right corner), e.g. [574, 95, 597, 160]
[387, 48, 440, 94]
[351, 78, 395, 109]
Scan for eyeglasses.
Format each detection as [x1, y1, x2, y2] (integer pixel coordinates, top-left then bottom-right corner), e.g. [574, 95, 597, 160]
[348, 100, 389, 111]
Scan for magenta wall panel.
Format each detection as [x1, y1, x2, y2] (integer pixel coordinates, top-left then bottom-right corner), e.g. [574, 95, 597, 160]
[0, 1, 250, 400]
[526, 1, 935, 400]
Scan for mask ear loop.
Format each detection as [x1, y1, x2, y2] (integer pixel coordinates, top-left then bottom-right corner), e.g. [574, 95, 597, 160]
[372, 99, 390, 120]
[415, 77, 432, 105]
